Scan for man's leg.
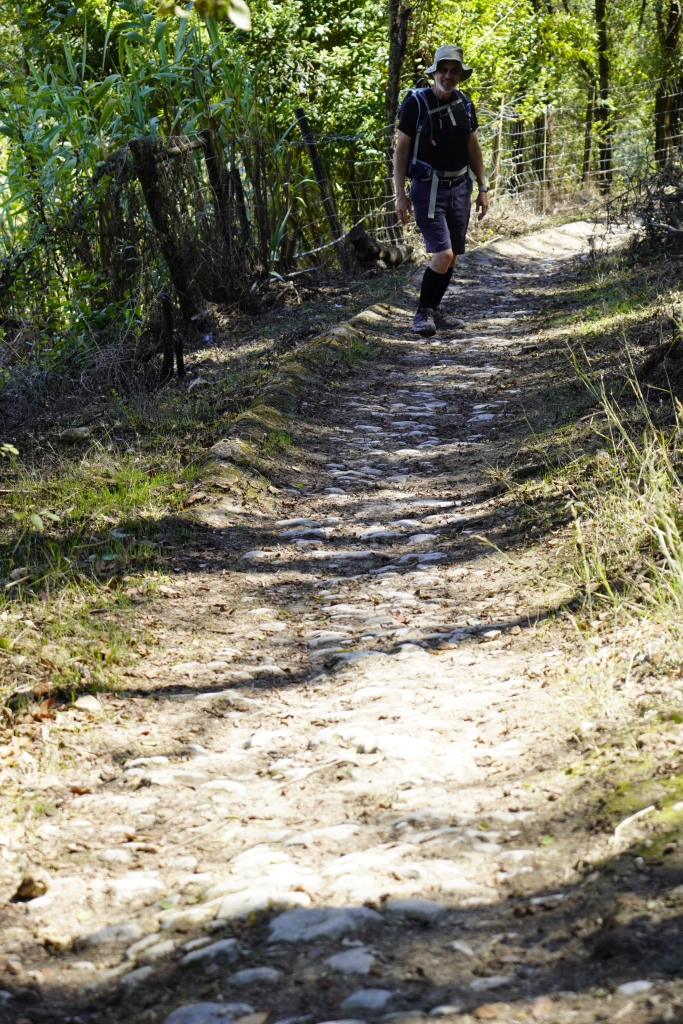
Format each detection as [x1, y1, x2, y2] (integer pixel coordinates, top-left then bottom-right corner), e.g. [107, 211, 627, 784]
[429, 249, 457, 309]
[410, 182, 453, 337]
[433, 179, 472, 330]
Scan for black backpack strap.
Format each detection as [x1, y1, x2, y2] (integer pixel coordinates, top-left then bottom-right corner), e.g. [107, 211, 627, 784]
[450, 89, 473, 132]
[411, 88, 432, 169]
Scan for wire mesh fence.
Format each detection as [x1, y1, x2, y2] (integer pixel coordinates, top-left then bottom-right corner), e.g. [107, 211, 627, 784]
[267, 83, 672, 271]
[1, 77, 680, 379]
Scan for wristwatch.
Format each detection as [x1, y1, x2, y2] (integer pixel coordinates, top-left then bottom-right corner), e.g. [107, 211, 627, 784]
[478, 185, 489, 192]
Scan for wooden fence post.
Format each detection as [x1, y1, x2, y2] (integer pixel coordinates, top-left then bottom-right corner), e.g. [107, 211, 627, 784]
[294, 107, 346, 260]
[489, 97, 505, 198]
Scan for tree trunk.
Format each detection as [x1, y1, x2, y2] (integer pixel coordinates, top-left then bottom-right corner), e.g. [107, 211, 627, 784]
[582, 84, 596, 182]
[130, 137, 199, 320]
[594, 0, 612, 192]
[655, 0, 683, 167]
[160, 292, 175, 382]
[384, 0, 412, 235]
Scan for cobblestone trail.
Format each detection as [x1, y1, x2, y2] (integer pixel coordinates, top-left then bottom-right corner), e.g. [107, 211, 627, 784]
[1, 222, 676, 1024]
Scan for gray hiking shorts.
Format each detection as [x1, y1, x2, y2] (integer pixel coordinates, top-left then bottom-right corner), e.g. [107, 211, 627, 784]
[410, 174, 473, 255]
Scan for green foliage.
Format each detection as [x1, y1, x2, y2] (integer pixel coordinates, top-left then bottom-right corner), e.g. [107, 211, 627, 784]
[0, 0, 678, 384]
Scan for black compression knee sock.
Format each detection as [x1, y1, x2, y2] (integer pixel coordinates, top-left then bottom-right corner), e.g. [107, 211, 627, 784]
[418, 266, 449, 310]
[434, 266, 454, 308]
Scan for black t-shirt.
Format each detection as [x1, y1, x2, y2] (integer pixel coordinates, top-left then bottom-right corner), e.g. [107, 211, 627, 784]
[397, 88, 478, 172]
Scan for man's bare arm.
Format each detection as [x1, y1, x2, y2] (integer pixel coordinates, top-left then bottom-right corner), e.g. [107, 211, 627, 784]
[467, 132, 489, 220]
[393, 129, 413, 225]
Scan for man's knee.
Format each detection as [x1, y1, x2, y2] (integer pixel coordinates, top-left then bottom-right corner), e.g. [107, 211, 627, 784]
[429, 249, 455, 273]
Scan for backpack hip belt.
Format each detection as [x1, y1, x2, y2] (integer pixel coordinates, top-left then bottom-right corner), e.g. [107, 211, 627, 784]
[427, 166, 469, 218]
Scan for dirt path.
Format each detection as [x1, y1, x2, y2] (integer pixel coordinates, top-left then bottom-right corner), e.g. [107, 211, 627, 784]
[1, 221, 680, 1024]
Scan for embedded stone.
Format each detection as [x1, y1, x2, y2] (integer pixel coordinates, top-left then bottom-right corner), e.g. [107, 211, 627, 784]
[269, 906, 383, 943]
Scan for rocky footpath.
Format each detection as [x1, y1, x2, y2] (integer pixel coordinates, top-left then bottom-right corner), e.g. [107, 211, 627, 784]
[2, 222, 682, 1024]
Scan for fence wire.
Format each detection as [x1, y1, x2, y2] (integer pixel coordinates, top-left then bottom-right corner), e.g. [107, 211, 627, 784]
[2, 80, 682, 351]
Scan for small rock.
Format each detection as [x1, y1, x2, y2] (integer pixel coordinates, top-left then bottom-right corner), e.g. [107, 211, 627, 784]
[88, 922, 144, 946]
[159, 901, 220, 932]
[216, 888, 309, 921]
[447, 939, 474, 956]
[531, 996, 553, 1019]
[383, 898, 445, 922]
[110, 873, 165, 900]
[120, 965, 153, 991]
[472, 1005, 508, 1021]
[271, 1017, 313, 1024]
[326, 948, 375, 975]
[102, 848, 133, 865]
[26, 894, 52, 914]
[469, 978, 512, 993]
[341, 989, 392, 1011]
[13, 871, 50, 901]
[407, 533, 439, 546]
[74, 694, 102, 714]
[69, 961, 97, 971]
[429, 1007, 462, 1017]
[164, 1003, 254, 1024]
[126, 933, 164, 961]
[36, 929, 71, 950]
[59, 426, 94, 443]
[138, 939, 175, 964]
[183, 937, 212, 953]
[317, 1020, 364, 1024]
[229, 967, 283, 985]
[181, 938, 240, 966]
[269, 906, 382, 943]
[617, 981, 652, 997]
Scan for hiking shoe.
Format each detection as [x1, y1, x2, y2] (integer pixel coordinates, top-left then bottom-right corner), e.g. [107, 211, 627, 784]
[411, 307, 436, 337]
[433, 308, 465, 332]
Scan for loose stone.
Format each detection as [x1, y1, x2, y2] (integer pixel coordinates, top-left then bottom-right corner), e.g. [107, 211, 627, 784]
[88, 922, 144, 946]
[383, 898, 446, 922]
[325, 948, 375, 975]
[120, 965, 153, 991]
[341, 989, 393, 1011]
[229, 967, 284, 985]
[469, 977, 512, 992]
[181, 938, 240, 966]
[74, 694, 103, 714]
[163, 1003, 254, 1024]
[617, 981, 652, 996]
[137, 938, 175, 964]
[126, 933, 165, 960]
[268, 906, 383, 943]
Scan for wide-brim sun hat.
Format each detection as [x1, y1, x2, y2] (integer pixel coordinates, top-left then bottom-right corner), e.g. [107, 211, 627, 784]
[425, 44, 473, 81]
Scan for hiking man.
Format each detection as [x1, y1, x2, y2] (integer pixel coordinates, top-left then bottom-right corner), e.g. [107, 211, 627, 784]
[394, 45, 488, 337]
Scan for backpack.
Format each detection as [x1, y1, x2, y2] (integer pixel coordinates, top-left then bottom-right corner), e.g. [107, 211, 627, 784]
[399, 86, 474, 180]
